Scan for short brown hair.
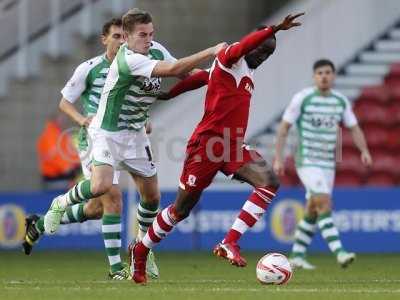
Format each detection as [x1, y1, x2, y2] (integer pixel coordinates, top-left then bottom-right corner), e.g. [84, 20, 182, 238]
[122, 8, 152, 33]
[313, 59, 335, 73]
[102, 17, 122, 36]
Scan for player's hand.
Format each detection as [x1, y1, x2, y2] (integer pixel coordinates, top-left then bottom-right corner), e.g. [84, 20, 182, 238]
[80, 116, 93, 127]
[157, 91, 172, 101]
[273, 158, 285, 176]
[275, 13, 304, 31]
[212, 42, 228, 55]
[361, 150, 372, 167]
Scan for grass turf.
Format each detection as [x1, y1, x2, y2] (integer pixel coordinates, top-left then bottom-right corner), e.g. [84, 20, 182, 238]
[0, 251, 399, 300]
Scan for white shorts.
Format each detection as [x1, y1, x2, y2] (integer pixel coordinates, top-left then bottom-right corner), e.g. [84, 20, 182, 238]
[296, 166, 335, 199]
[78, 147, 120, 184]
[88, 127, 156, 178]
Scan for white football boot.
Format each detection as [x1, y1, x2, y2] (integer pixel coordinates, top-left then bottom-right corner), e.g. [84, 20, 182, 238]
[44, 195, 66, 234]
[337, 251, 356, 268]
[289, 256, 316, 270]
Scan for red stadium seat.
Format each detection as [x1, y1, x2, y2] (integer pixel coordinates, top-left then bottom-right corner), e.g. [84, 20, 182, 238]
[339, 127, 353, 148]
[363, 125, 389, 148]
[353, 103, 389, 126]
[370, 151, 399, 177]
[337, 147, 368, 177]
[357, 85, 391, 105]
[284, 156, 297, 178]
[388, 62, 400, 77]
[386, 127, 400, 152]
[388, 85, 400, 103]
[365, 172, 397, 186]
[335, 170, 363, 186]
[280, 174, 300, 187]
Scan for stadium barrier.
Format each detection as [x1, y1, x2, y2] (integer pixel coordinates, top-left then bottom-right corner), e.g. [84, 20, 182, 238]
[1, 188, 400, 252]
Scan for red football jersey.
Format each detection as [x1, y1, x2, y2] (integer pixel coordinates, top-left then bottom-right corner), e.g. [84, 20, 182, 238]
[190, 27, 275, 141]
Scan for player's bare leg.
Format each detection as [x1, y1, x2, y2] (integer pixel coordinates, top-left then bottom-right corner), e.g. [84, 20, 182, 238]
[215, 159, 280, 267]
[129, 173, 161, 279]
[312, 194, 355, 268]
[130, 188, 202, 284]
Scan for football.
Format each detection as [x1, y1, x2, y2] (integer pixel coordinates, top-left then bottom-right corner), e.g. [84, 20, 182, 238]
[256, 253, 293, 285]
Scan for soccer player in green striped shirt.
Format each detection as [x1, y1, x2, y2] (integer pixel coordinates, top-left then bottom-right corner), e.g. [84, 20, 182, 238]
[274, 59, 372, 269]
[24, 17, 154, 280]
[42, 8, 225, 266]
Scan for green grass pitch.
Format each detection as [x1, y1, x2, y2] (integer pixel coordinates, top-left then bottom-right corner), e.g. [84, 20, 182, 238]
[1, 251, 399, 300]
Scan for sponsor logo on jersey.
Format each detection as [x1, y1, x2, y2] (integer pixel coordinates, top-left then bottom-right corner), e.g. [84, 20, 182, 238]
[0, 204, 26, 248]
[271, 199, 304, 243]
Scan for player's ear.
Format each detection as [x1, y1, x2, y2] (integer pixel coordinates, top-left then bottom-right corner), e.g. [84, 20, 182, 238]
[100, 35, 107, 46]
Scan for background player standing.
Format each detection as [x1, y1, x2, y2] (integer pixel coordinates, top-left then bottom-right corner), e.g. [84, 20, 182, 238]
[273, 59, 373, 269]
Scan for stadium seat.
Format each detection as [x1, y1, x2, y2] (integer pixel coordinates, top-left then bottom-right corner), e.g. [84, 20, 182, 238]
[335, 170, 363, 186]
[365, 172, 397, 186]
[357, 85, 391, 105]
[353, 103, 389, 126]
[280, 174, 299, 187]
[368, 149, 400, 177]
[340, 127, 354, 148]
[386, 127, 400, 152]
[388, 85, 400, 103]
[337, 147, 368, 177]
[363, 125, 389, 148]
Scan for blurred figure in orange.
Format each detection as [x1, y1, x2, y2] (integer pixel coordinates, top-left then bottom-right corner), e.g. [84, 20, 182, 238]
[36, 112, 80, 189]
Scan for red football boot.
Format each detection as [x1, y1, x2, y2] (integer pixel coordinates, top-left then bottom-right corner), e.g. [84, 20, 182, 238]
[213, 242, 247, 267]
[128, 242, 148, 284]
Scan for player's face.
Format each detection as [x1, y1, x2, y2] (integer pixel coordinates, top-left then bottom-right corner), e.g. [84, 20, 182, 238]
[245, 38, 276, 69]
[313, 65, 335, 91]
[102, 25, 124, 57]
[126, 22, 154, 55]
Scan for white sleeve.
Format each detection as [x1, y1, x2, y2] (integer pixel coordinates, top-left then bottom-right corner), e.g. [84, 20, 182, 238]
[126, 53, 158, 79]
[282, 92, 303, 124]
[60, 62, 89, 103]
[342, 97, 358, 128]
[152, 41, 177, 63]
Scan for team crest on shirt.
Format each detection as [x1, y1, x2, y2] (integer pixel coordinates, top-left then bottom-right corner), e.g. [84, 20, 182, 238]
[103, 150, 111, 159]
[244, 82, 253, 94]
[187, 175, 197, 187]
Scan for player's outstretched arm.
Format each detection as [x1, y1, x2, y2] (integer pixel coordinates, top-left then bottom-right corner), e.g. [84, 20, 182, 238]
[151, 43, 226, 78]
[220, 12, 304, 67]
[157, 70, 209, 101]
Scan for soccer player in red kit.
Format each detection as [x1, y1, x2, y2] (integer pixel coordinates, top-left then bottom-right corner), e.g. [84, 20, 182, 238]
[130, 13, 304, 284]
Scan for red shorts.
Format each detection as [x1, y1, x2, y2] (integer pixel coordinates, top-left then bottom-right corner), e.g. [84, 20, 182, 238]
[179, 134, 262, 192]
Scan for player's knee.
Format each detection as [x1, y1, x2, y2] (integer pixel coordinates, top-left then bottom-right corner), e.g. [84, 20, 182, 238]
[82, 200, 101, 219]
[91, 204, 104, 219]
[91, 179, 112, 196]
[259, 168, 280, 190]
[142, 190, 161, 207]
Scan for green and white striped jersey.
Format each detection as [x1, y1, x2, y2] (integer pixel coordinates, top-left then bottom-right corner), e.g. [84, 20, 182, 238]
[92, 42, 176, 132]
[61, 54, 111, 150]
[61, 54, 110, 117]
[282, 87, 358, 169]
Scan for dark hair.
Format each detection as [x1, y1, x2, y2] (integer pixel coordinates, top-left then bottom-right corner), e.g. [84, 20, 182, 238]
[102, 17, 122, 36]
[122, 8, 152, 33]
[313, 59, 335, 72]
